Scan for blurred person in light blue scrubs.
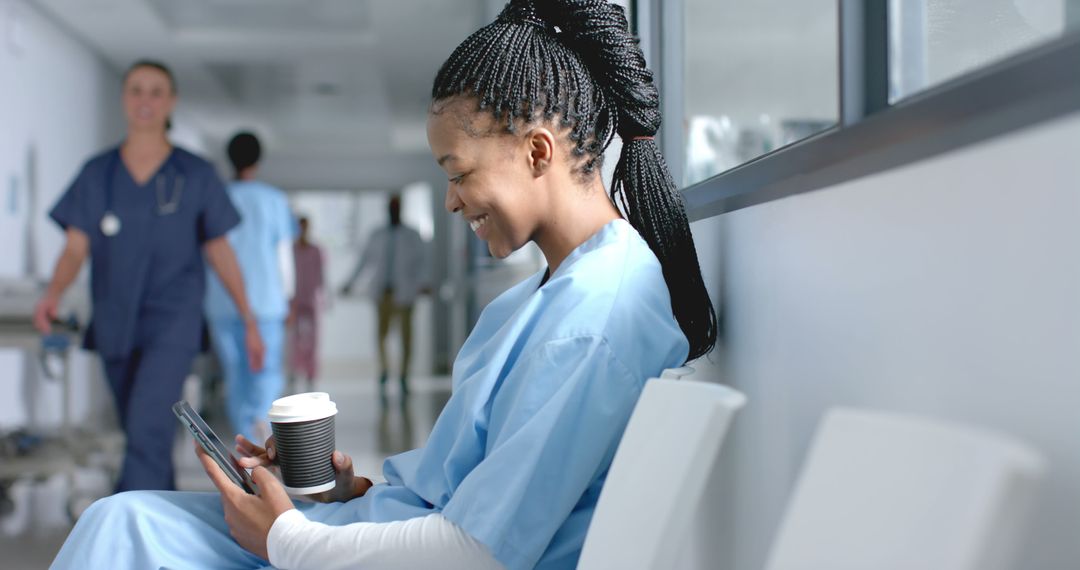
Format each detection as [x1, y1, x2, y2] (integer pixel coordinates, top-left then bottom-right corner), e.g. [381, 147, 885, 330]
[50, 2, 718, 569]
[205, 132, 295, 443]
[34, 61, 264, 493]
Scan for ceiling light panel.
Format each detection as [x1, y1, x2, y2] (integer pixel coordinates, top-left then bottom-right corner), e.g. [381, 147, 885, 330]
[147, 0, 370, 34]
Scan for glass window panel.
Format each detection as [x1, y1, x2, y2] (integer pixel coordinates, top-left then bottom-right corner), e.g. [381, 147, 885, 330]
[683, 0, 839, 187]
[890, 0, 1080, 102]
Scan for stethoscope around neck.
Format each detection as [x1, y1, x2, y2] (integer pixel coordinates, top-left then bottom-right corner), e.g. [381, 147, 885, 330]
[100, 149, 186, 237]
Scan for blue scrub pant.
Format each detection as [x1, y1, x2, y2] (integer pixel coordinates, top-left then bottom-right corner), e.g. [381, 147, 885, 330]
[209, 318, 285, 443]
[104, 347, 196, 492]
[50, 490, 365, 569]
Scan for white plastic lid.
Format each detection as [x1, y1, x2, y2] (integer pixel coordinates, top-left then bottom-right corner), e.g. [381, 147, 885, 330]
[268, 392, 338, 423]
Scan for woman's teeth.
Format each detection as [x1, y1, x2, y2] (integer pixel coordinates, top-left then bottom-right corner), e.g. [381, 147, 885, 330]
[469, 216, 487, 232]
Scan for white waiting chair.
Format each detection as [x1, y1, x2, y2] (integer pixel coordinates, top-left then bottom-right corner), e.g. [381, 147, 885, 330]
[766, 408, 1047, 570]
[577, 377, 747, 570]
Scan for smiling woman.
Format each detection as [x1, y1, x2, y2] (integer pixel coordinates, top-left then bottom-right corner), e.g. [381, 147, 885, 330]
[33, 59, 265, 496]
[429, 0, 717, 359]
[428, 97, 624, 268]
[49, 3, 712, 570]
[121, 60, 176, 134]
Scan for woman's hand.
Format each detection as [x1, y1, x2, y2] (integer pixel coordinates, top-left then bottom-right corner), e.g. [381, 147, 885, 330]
[310, 449, 374, 503]
[33, 295, 60, 334]
[203, 236, 264, 372]
[235, 434, 277, 471]
[234, 434, 373, 503]
[196, 442, 294, 561]
[244, 319, 265, 372]
[35, 228, 89, 334]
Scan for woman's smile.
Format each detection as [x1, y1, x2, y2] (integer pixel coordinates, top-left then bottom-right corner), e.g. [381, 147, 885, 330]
[468, 214, 489, 237]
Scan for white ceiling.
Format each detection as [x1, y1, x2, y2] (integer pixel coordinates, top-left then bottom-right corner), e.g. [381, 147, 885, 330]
[27, 0, 1067, 189]
[31, 0, 489, 188]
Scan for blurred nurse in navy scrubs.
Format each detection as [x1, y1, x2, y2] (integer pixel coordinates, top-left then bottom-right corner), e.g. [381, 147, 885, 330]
[33, 60, 265, 492]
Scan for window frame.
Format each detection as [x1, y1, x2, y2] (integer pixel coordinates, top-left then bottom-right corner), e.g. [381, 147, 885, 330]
[643, 0, 1080, 221]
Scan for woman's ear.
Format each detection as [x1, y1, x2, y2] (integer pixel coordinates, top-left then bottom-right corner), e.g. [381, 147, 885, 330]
[525, 128, 556, 177]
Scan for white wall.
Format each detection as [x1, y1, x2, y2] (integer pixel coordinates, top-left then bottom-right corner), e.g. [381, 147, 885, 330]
[0, 0, 124, 432]
[0, 0, 123, 279]
[688, 110, 1080, 569]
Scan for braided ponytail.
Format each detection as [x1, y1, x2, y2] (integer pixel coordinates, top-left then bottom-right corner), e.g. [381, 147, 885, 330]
[539, 1, 716, 360]
[433, 0, 717, 360]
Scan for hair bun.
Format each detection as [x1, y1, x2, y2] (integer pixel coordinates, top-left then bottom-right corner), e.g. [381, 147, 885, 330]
[498, 0, 553, 32]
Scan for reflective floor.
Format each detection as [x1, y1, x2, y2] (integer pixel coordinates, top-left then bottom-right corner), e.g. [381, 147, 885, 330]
[0, 374, 451, 569]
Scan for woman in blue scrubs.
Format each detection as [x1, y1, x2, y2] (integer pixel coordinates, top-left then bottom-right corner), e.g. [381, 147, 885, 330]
[51, 2, 718, 568]
[34, 61, 265, 492]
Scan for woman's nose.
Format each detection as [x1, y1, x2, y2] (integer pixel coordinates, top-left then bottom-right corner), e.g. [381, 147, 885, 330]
[444, 184, 463, 213]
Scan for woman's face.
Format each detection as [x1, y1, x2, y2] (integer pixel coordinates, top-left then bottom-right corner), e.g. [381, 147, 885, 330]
[427, 100, 543, 259]
[122, 66, 176, 133]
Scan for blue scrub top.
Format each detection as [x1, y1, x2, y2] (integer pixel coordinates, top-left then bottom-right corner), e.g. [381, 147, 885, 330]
[309, 219, 689, 569]
[49, 146, 240, 359]
[204, 180, 294, 321]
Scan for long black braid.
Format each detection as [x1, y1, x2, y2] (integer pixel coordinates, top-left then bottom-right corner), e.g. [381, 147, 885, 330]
[433, 0, 717, 360]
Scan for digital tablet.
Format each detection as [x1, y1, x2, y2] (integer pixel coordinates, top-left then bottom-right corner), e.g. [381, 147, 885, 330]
[172, 400, 257, 494]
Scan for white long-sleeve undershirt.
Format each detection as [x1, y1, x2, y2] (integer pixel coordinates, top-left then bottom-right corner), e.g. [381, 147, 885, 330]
[267, 509, 504, 570]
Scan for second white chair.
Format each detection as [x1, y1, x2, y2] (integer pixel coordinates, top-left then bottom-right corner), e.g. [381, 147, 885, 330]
[766, 408, 1046, 570]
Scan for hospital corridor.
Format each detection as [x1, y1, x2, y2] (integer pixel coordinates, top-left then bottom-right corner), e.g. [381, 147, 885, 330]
[1, 0, 1079, 568]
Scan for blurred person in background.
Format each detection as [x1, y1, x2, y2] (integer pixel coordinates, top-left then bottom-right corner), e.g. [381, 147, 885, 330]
[205, 132, 295, 444]
[287, 216, 326, 392]
[33, 60, 264, 492]
[341, 195, 428, 396]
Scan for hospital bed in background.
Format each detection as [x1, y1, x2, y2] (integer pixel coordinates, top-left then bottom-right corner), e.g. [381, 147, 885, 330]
[0, 278, 123, 522]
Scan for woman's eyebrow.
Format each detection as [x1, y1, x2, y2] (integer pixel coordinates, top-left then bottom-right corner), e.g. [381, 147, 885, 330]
[437, 154, 459, 166]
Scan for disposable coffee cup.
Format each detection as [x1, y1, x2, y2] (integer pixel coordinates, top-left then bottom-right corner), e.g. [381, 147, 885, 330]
[268, 392, 338, 494]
